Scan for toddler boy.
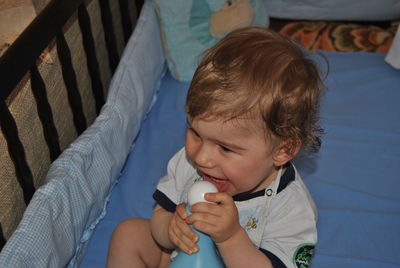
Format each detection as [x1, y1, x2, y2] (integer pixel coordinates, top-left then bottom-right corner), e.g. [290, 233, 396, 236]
[107, 27, 324, 268]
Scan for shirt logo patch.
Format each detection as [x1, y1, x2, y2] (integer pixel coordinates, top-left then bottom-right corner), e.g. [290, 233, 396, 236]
[245, 217, 258, 231]
[293, 243, 315, 268]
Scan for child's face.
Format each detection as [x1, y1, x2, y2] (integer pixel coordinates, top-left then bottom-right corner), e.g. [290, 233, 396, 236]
[185, 116, 281, 196]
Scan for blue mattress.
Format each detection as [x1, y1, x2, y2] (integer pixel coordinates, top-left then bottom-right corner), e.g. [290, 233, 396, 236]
[80, 51, 400, 267]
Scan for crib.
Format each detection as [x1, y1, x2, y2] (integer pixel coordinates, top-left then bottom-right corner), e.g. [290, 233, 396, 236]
[0, 0, 399, 267]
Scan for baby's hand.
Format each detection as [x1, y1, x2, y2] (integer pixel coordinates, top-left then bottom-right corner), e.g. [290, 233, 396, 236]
[187, 192, 242, 244]
[168, 203, 199, 254]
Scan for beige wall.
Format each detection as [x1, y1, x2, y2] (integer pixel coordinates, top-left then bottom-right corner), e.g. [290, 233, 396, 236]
[0, 0, 36, 56]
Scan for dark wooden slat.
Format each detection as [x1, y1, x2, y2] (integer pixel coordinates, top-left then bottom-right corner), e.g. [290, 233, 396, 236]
[56, 33, 87, 135]
[30, 65, 62, 161]
[0, 100, 35, 204]
[118, 0, 133, 44]
[135, 0, 144, 12]
[78, 4, 105, 114]
[0, 0, 85, 101]
[99, 0, 120, 73]
[0, 223, 5, 251]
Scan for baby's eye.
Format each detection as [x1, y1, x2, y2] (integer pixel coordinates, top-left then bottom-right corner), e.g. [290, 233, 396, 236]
[189, 127, 200, 138]
[220, 145, 232, 153]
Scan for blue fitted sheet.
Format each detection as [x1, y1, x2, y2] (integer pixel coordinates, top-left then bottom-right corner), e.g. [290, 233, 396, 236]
[80, 51, 400, 267]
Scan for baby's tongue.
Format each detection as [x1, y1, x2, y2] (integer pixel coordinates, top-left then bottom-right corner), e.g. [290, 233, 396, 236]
[204, 175, 229, 192]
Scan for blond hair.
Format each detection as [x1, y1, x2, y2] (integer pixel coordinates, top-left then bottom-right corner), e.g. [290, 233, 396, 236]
[186, 27, 325, 154]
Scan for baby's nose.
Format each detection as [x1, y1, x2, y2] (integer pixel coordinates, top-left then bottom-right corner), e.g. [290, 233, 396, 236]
[194, 145, 215, 168]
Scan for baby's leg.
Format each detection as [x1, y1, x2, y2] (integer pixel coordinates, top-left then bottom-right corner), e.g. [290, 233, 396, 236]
[107, 218, 171, 268]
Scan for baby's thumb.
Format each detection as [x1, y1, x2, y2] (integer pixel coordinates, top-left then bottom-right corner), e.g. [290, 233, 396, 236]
[176, 203, 188, 219]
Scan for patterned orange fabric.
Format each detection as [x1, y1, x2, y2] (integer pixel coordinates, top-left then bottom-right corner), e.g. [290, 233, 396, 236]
[280, 22, 396, 52]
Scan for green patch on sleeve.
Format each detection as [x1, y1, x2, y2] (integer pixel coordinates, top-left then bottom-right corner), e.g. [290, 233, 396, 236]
[293, 243, 315, 268]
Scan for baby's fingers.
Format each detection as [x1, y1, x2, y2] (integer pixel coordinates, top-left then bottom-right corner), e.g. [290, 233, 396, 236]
[176, 203, 188, 220]
[170, 227, 198, 254]
[169, 215, 198, 254]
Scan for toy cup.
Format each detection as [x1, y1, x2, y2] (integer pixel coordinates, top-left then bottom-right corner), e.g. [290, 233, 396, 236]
[168, 180, 226, 268]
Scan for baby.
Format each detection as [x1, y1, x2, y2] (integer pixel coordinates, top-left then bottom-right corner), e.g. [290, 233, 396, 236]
[107, 27, 324, 268]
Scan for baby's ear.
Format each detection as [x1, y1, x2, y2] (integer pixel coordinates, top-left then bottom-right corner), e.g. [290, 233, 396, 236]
[272, 139, 301, 166]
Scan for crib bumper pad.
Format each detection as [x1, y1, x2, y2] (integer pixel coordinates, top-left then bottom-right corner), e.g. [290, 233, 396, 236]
[0, 1, 165, 267]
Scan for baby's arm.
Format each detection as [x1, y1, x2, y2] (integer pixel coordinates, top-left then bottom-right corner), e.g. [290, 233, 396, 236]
[217, 229, 274, 268]
[150, 205, 174, 249]
[187, 193, 274, 268]
[151, 204, 199, 254]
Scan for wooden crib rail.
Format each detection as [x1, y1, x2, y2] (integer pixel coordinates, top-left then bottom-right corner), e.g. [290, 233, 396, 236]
[0, 0, 143, 250]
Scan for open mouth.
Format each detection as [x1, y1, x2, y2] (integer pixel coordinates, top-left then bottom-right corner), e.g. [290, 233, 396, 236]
[202, 173, 230, 192]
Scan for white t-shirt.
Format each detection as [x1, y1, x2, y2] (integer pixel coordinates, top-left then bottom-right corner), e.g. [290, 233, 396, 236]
[153, 147, 317, 268]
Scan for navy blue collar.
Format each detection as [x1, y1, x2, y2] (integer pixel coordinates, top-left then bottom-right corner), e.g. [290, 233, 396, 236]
[233, 162, 295, 202]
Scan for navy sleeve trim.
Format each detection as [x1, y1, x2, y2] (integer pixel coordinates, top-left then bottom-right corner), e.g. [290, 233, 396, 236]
[152, 190, 177, 213]
[259, 248, 287, 268]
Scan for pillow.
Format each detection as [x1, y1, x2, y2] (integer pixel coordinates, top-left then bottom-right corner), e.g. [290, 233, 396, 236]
[153, 0, 269, 81]
[385, 25, 400, 69]
[264, 0, 400, 21]
[277, 22, 396, 53]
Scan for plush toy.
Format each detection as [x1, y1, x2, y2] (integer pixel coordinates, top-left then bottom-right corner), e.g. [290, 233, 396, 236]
[209, 0, 255, 38]
[153, 0, 269, 81]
